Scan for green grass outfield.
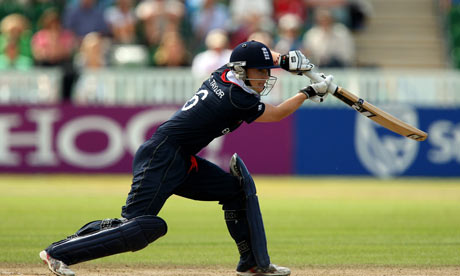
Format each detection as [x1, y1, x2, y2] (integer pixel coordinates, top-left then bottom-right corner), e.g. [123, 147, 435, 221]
[1, 175, 460, 267]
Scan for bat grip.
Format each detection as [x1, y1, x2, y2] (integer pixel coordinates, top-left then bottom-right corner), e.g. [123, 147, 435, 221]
[303, 71, 338, 95]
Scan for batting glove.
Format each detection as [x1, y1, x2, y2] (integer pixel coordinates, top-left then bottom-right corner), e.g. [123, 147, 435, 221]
[299, 75, 333, 103]
[279, 50, 314, 74]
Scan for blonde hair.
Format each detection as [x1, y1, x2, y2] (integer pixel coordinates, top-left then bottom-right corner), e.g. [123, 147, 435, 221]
[80, 32, 103, 51]
[205, 29, 228, 50]
[0, 13, 30, 34]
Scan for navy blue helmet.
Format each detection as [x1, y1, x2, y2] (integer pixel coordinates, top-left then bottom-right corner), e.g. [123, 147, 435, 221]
[227, 41, 279, 96]
[229, 40, 279, 69]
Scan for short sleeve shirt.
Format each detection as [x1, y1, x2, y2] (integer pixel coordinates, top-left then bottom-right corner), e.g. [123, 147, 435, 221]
[155, 65, 265, 155]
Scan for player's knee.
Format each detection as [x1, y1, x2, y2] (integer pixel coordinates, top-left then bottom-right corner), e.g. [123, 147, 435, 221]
[229, 153, 245, 179]
[229, 153, 256, 196]
[125, 215, 167, 251]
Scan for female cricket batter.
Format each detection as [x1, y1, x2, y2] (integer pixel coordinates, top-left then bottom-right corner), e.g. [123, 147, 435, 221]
[39, 40, 333, 276]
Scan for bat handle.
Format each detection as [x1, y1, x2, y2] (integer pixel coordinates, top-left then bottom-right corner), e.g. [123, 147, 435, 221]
[302, 71, 338, 95]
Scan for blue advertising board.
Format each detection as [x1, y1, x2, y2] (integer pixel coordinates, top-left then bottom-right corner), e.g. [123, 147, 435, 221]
[295, 106, 460, 177]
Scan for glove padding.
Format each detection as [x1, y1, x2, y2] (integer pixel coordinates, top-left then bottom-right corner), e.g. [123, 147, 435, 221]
[279, 50, 314, 74]
[299, 75, 334, 103]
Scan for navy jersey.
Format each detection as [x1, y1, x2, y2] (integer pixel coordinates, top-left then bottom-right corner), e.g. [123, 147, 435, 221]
[155, 66, 265, 155]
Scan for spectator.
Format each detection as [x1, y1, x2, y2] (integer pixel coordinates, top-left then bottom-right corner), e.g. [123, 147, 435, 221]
[72, 32, 110, 104]
[104, 0, 138, 44]
[229, 12, 273, 48]
[0, 13, 33, 70]
[191, 28, 231, 78]
[302, 7, 355, 67]
[63, 0, 109, 39]
[32, 8, 78, 101]
[153, 31, 190, 67]
[305, 0, 349, 27]
[273, 0, 307, 22]
[228, 0, 274, 47]
[229, 0, 272, 22]
[32, 8, 76, 66]
[274, 13, 304, 54]
[190, 0, 230, 50]
[136, 0, 185, 56]
[29, 0, 66, 32]
[346, 0, 372, 32]
[247, 31, 274, 48]
[74, 32, 109, 69]
[0, 0, 64, 32]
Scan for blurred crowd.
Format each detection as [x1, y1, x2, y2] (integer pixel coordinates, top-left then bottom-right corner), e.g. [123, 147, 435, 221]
[0, 0, 372, 99]
[441, 0, 460, 69]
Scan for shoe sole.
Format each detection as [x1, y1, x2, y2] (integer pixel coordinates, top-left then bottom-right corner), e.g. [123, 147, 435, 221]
[39, 250, 75, 276]
[40, 251, 56, 275]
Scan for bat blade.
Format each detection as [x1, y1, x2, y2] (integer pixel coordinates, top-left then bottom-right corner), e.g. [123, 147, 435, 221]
[335, 87, 427, 141]
[302, 71, 428, 141]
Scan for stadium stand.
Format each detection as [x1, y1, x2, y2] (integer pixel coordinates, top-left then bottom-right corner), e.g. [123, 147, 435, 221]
[354, 0, 448, 68]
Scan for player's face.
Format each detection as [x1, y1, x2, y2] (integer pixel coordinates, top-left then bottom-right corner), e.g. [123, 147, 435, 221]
[246, 68, 270, 93]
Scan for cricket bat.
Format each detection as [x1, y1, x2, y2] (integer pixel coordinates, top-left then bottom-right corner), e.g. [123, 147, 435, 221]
[303, 71, 428, 141]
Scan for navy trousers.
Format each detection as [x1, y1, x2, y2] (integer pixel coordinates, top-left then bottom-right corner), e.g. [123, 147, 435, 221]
[121, 134, 244, 218]
[121, 134, 257, 270]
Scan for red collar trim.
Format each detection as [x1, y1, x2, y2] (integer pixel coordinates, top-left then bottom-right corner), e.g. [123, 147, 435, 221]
[221, 69, 240, 87]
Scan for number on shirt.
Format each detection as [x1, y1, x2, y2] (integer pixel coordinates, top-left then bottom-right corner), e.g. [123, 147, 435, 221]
[182, 90, 208, 111]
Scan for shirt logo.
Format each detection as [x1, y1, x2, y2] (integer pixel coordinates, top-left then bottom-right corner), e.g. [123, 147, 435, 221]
[258, 104, 263, 111]
[262, 47, 270, 60]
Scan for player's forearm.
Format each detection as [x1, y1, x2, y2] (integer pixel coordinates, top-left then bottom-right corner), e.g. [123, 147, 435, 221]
[256, 93, 306, 122]
[276, 93, 307, 119]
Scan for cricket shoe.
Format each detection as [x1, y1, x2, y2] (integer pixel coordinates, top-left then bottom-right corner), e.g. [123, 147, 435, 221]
[236, 263, 291, 276]
[39, 250, 75, 276]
